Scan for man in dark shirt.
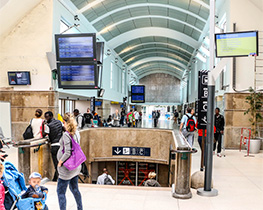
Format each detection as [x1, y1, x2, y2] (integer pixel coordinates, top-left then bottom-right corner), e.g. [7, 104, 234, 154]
[83, 108, 94, 128]
[43, 111, 63, 181]
[120, 108, 125, 127]
[214, 108, 225, 157]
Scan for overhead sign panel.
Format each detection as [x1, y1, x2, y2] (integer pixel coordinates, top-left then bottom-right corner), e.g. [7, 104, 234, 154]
[215, 31, 258, 57]
[112, 147, 151, 157]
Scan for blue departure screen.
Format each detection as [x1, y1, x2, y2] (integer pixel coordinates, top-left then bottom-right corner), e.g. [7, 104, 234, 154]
[58, 37, 94, 59]
[60, 65, 95, 86]
[131, 86, 145, 94]
[131, 95, 145, 102]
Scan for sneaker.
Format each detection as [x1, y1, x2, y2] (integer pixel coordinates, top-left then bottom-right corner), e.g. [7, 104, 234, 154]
[217, 153, 222, 157]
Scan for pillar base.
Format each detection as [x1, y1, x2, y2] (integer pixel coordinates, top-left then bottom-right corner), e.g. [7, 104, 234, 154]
[172, 192, 192, 199]
[197, 188, 218, 197]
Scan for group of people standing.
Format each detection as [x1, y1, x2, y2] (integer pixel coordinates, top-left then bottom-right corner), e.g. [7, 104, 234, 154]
[179, 107, 225, 157]
[29, 109, 83, 210]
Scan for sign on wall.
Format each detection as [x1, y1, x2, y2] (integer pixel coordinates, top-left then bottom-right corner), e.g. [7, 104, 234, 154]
[112, 147, 151, 157]
[197, 70, 209, 129]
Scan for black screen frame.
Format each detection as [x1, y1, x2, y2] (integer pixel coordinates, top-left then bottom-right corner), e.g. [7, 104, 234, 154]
[96, 42, 104, 65]
[215, 30, 258, 58]
[131, 85, 145, 103]
[55, 33, 97, 62]
[57, 62, 98, 89]
[7, 71, 31, 85]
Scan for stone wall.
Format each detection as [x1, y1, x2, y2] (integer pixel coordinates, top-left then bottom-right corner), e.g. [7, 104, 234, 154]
[224, 93, 263, 149]
[139, 73, 181, 103]
[0, 90, 59, 140]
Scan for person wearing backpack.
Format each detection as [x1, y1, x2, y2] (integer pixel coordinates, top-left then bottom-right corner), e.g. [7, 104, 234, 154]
[73, 109, 84, 130]
[179, 108, 197, 147]
[127, 110, 135, 127]
[96, 168, 115, 185]
[83, 108, 94, 128]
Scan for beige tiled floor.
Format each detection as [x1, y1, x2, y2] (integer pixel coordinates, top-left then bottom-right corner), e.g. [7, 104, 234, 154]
[4, 141, 263, 210]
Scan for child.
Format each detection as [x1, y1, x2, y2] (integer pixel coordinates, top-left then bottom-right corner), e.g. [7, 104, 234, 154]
[21, 172, 48, 210]
[0, 163, 5, 210]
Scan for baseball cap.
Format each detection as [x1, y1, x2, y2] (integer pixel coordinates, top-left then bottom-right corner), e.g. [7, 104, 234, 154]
[29, 172, 42, 179]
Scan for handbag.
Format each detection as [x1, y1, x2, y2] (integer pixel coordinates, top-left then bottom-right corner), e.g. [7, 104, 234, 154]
[62, 131, 86, 171]
[23, 119, 34, 140]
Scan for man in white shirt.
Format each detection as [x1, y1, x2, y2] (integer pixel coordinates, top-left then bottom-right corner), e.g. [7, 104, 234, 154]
[134, 109, 140, 128]
[97, 168, 115, 185]
[73, 109, 83, 130]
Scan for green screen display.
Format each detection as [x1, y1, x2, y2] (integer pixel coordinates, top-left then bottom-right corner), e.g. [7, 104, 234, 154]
[215, 31, 258, 57]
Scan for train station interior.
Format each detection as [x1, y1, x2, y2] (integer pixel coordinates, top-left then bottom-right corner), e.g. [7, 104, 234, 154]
[0, 0, 263, 210]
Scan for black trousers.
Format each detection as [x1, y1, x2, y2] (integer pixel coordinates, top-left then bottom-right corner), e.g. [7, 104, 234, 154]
[51, 146, 60, 181]
[214, 133, 222, 153]
[154, 119, 157, 127]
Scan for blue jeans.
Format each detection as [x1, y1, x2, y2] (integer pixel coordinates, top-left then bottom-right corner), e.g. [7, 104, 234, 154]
[57, 176, 83, 210]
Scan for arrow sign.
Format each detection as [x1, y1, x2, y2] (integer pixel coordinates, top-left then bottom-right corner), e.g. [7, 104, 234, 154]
[114, 147, 121, 155]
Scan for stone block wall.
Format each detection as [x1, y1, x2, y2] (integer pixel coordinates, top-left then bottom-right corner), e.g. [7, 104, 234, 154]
[0, 90, 59, 141]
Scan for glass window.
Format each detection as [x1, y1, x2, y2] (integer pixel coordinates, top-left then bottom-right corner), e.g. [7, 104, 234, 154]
[110, 62, 113, 89]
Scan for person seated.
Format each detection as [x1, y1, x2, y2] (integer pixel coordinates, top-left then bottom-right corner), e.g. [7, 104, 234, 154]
[144, 172, 161, 187]
[21, 172, 48, 210]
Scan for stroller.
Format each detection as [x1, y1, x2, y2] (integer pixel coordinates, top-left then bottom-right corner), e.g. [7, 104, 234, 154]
[2, 161, 47, 210]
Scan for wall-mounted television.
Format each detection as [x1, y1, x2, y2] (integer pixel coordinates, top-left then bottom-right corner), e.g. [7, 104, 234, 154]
[131, 85, 145, 103]
[95, 101, 102, 106]
[57, 62, 98, 89]
[215, 31, 258, 58]
[8, 71, 31, 85]
[55, 33, 97, 61]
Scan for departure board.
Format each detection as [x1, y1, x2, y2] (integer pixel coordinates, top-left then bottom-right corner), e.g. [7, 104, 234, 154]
[131, 85, 145, 94]
[55, 34, 96, 61]
[215, 31, 258, 57]
[131, 85, 145, 103]
[58, 63, 97, 88]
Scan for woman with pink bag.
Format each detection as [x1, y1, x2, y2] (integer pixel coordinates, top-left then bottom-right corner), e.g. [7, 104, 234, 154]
[56, 113, 83, 210]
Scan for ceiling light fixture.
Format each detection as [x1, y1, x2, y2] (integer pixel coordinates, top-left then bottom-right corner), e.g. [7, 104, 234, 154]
[78, 0, 104, 13]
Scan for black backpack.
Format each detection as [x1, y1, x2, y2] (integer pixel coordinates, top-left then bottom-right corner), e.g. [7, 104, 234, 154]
[104, 175, 113, 185]
[77, 115, 85, 129]
[23, 119, 34, 140]
[186, 115, 196, 132]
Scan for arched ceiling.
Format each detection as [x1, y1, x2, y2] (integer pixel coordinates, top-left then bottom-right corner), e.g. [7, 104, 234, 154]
[71, 0, 210, 79]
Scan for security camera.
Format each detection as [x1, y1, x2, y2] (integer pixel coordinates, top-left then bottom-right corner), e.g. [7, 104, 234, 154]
[74, 15, 80, 21]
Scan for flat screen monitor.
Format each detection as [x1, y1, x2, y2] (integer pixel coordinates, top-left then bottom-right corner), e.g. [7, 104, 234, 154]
[57, 63, 98, 89]
[95, 101, 102, 106]
[131, 85, 145, 94]
[215, 31, 258, 57]
[96, 42, 104, 64]
[131, 95, 145, 103]
[8, 72, 31, 85]
[55, 33, 96, 61]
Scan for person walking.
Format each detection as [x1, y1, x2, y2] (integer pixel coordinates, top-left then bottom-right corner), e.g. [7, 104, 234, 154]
[179, 108, 197, 147]
[73, 109, 84, 130]
[43, 111, 63, 181]
[96, 168, 115, 185]
[144, 172, 160, 187]
[152, 111, 157, 128]
[112, 109, 121, 127]
[214, 107, 225, 157]
[31, 109, 44, 139]
[134, 109, 140, 128]
[83, 108, 94, 128]
[120, 108, 125, 126]
[174, 109, 179, 124]
[127, 110, 135, 127]
[57, 113, 83, 210]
